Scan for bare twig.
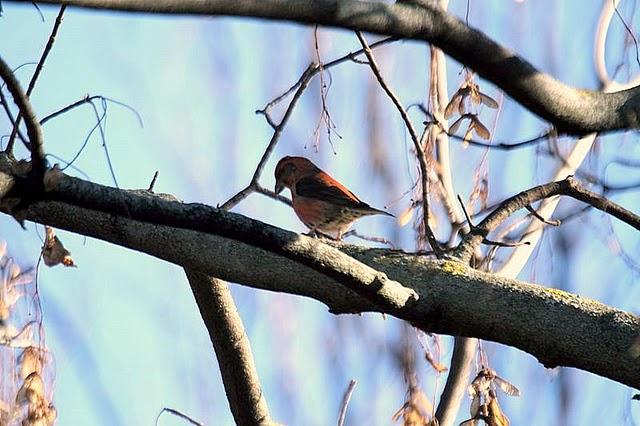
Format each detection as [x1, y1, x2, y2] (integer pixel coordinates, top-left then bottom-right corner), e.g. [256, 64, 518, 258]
[0, 56, 46, 174]
[40, 94, 143, 127]
[0, 87, 28, 146]
[342, 229, 395, 247]
[456, 194, 473, 229]
[222, 62, 314, 210]
[525, 204, 560, 226]
[261, 36, 396, 114]
[155, 407, 203, 426]
[443, 125, 552, 150]
[356, 31, 441, 255]
[147, 171, 159, 192]
[482, 238, 530, 248]
[7, 5, 66, 155]
[337, 379, 357, 426]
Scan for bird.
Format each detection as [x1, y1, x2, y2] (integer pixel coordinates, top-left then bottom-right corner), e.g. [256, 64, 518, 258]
[274, 156, 393, 240]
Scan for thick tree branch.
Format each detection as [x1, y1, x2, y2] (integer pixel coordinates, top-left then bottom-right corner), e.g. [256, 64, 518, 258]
[184, 271, 272, 425]
[0, 167, 638, 389]
[13, 0, 640, 134]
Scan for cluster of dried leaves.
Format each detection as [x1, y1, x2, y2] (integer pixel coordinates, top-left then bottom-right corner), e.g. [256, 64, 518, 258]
[392, 330, 444, 426]
[42, 227, 74, 268]
[460, 368, 520, 426]
[444, 70, 498, 146]
[392, 384, 438, 426]
[0, 243, 56, 425]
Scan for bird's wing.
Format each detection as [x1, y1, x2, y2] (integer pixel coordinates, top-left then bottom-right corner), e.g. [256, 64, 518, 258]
[295, 173, 364, 207]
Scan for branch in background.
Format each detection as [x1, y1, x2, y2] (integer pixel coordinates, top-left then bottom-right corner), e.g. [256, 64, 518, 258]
[356, 31, 441, 255]
[336, 379, 357, 426]
[424, 5, 478, 421]
[18, 0, 640, 134]
[434, 336, 476, 425]
[184, 271, 272, 425]
[454, 176, 640, 262]
[2, 169, 638, 389]
[6, 4, 66, 156]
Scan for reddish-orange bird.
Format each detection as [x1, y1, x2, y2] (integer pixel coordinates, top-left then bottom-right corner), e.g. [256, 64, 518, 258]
[274, 156, 393, 239]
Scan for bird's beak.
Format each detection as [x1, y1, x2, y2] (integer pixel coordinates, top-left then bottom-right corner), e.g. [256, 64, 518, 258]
[275, 180, 284, 195]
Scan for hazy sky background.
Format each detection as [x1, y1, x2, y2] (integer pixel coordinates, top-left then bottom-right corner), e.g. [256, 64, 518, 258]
[1, 1, 640, 425]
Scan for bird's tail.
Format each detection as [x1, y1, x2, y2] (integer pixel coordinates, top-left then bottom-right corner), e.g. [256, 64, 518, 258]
[366, 206, 395, 217]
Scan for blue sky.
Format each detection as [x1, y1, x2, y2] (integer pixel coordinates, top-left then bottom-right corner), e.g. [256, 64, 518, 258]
[1, 1, 640, 425]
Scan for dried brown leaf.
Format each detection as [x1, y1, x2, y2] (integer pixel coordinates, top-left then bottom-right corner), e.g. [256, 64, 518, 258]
[494, 377, 520, 397]
[19, 347, 43, 379]
[472, 119, 491, 140]
[487, 397, 509, 426]
[42, 227, 75, 268]
[449, 116, 465, 134]
[479, 92, 499, 109]
[444, 92, 463, 119]
[16, 372, 45, 405]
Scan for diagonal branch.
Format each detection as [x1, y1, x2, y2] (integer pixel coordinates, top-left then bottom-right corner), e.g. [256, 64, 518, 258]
[356, 31, 441, 255]
[0, 56, 46, 174]
[17, 0, 640, 134]
[454, 176, 640, 262]
[7, 4, 66, 155]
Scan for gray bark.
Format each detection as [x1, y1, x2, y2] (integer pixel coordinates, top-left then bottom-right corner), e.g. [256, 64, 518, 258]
[1, 169, 638, 390]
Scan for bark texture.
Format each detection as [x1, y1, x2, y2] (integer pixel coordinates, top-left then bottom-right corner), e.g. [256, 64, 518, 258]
[1, 168, 638, 390]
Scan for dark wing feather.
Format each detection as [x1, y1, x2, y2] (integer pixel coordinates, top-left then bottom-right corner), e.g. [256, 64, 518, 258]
[295, 174, 365, 207]
[295, 174, 394, 216]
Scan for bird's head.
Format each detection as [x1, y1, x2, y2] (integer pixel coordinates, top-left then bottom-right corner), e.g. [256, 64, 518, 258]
[274, 156, 318, 194]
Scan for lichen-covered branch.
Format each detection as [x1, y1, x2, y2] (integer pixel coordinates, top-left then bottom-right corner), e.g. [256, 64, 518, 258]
[0, 167, 638, 390]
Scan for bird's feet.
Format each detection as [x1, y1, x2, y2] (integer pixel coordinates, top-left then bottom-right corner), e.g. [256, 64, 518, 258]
[306, 229, 339, 240]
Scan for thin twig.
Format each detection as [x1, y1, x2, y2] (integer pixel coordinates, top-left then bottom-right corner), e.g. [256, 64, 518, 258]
[89, 98, 119, 187]
[148, 171, 159, 192]
[40, 94, 143, 127]
[155, 407, 203, 426]
[261, 36, 396, 114]
[456, 194, 474, 228]
[221, 63, 315, 210]
[356, 31, 441, 255]
[342, 229, 395, 247]
[7, 4, 66, 154]
[525, 204, 560, 226]
[0, 87, 28, 147]
[0, 56, 46, 174]
[482, 238, 530, 248]
[337, 379, 357, 426]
